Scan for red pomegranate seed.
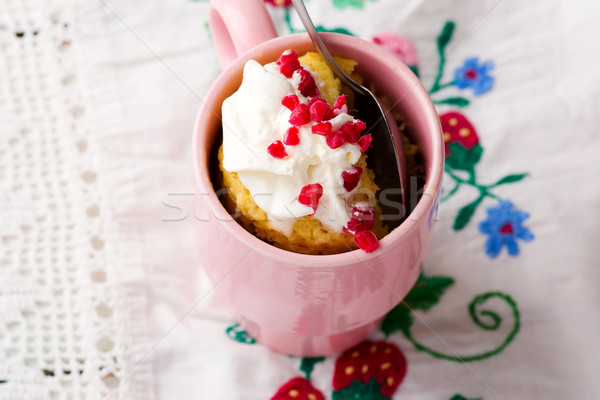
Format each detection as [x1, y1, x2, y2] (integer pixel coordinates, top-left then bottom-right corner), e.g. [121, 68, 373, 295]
[341, 166, 363, 192]
[326, 132, 346, 149]
[281, 94, 300, 111]
[298, 183, 323, 212]
[358, 134, 373, 152]
[309, 99, 333, 122]
[347, 202, 375, 232]
[276, 49, 299, 66]
[277, 49, 301, 78]
[332, 94, 346, 111]
[283, 126, 300, 146]
[353, 119, 366, 133]
[311, 121, 332, 136]
[354, 230, 379, 253]
[289, 103, 311, 126]
[267, 140, 288, 159]
[296, 68, 319, 97]
[307, 96, 325, 107]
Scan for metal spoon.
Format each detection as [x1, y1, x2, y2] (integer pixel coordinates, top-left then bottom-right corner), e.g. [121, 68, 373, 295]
[291, 0, 410, 227]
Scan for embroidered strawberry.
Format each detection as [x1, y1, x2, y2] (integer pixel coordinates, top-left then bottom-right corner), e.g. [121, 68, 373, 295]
[439, 111, 479, 156]
[439, 112, 483, 171]
[333, 341, 407, 398]
[271, 377, 325, 400]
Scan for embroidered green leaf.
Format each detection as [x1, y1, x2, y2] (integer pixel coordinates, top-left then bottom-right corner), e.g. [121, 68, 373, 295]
[381, 303, 412, 337]
[404, 272, 455, 311]
[333, 379, 390, 400]
[493, 173, 528, 186]
[437, 21, 456, 53]
[409, 65, 419, 78]
[299, 357, 325, 379]
[450, 396, 468, 400]
[316, 25, 355, 36]
[433, 97, 470, 107]
[332, 0, 376, 10]
[225, 323, 256, 344]
[453, 195, 484, 231]
[446, 143, 483, 171]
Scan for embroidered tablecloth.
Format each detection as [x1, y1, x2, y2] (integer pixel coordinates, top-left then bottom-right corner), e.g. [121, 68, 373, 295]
[2, 0, 599, 399]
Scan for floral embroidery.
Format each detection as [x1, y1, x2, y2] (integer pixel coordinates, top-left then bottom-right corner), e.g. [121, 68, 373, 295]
[332, 0, 376, 10]
[440, 111, 479, 157]
[382, 271, 520, 362]
[225, 322, 256, 344]
[453, 57, 495, 95]
[372, 32, 419, 75]
[300, 357, 325, 379]
[451, 395, 482, 400]
[333, 341, 406, 398]
[479, 201, 534, 258]
[271, 377, 326, 400]
[372, 20, 534, 258]
[264, 0, 292, 7]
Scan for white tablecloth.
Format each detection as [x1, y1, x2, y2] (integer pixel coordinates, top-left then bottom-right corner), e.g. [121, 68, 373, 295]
[1, 0, 599, 399]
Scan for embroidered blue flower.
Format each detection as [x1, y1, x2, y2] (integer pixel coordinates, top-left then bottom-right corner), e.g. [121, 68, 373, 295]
[453, 57, 494, 95]
[478, 201, 534, 258]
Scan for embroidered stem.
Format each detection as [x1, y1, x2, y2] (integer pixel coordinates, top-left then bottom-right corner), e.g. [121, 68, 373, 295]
[429, 80, 456, 95]
[443, 168, 500, 201]
[402, 292, 520, 362]
[284, 7, 300, 33]
[430, 21, 456, 93]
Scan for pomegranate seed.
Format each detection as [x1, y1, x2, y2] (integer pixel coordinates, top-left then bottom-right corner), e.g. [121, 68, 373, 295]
[353, 119, 366, 133]
[277, 49, 301, 78]
[289, 103, 311, 126]
[280, 63, 300, 78]
[311, 121, 332, 136]
[354, 230, 379, 253]
[283, 126, 300, 146]
[267, 140, 288, 159]
[341, 166, 363, 192]
[347, 202, 375, 232]
[296, 68, 319, 97]
[276, 49, 299, 66]
[340, 123, 358, 144]
[332, 94, 346, 111]
[358, 134, 373, 152]
[307, 96, 325, 107]
[309, 99, 332, 122]
[281, 95, 300, 111]
[326, 132, 346, 149]
[298, 183, 323, 212]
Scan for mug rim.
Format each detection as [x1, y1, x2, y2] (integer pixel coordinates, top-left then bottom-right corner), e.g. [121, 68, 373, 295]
[193, 32, 444, 268]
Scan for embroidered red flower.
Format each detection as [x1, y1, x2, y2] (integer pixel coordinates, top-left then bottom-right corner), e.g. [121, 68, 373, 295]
[264, 0, 292, 7]
[271, 377, 325, 400]
[372, 32, 419, 67]
[439, 111, 479, 156]
[333, 340, 407, 397]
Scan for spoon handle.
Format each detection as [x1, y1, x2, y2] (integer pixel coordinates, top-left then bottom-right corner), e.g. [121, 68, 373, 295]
[291, 0, 366, 95]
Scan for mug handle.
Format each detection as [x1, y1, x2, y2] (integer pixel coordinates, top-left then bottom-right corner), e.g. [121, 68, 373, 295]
[209, 0, 279, 69]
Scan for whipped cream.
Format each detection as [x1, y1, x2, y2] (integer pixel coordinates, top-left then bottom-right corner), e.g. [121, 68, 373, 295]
[221, 59, 364, 236]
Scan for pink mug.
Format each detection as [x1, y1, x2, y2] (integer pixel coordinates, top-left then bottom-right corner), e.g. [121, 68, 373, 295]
[193, 0, 444, 356]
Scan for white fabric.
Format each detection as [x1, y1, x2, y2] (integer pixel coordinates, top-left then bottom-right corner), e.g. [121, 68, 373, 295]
[1, 0, 599, 399]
